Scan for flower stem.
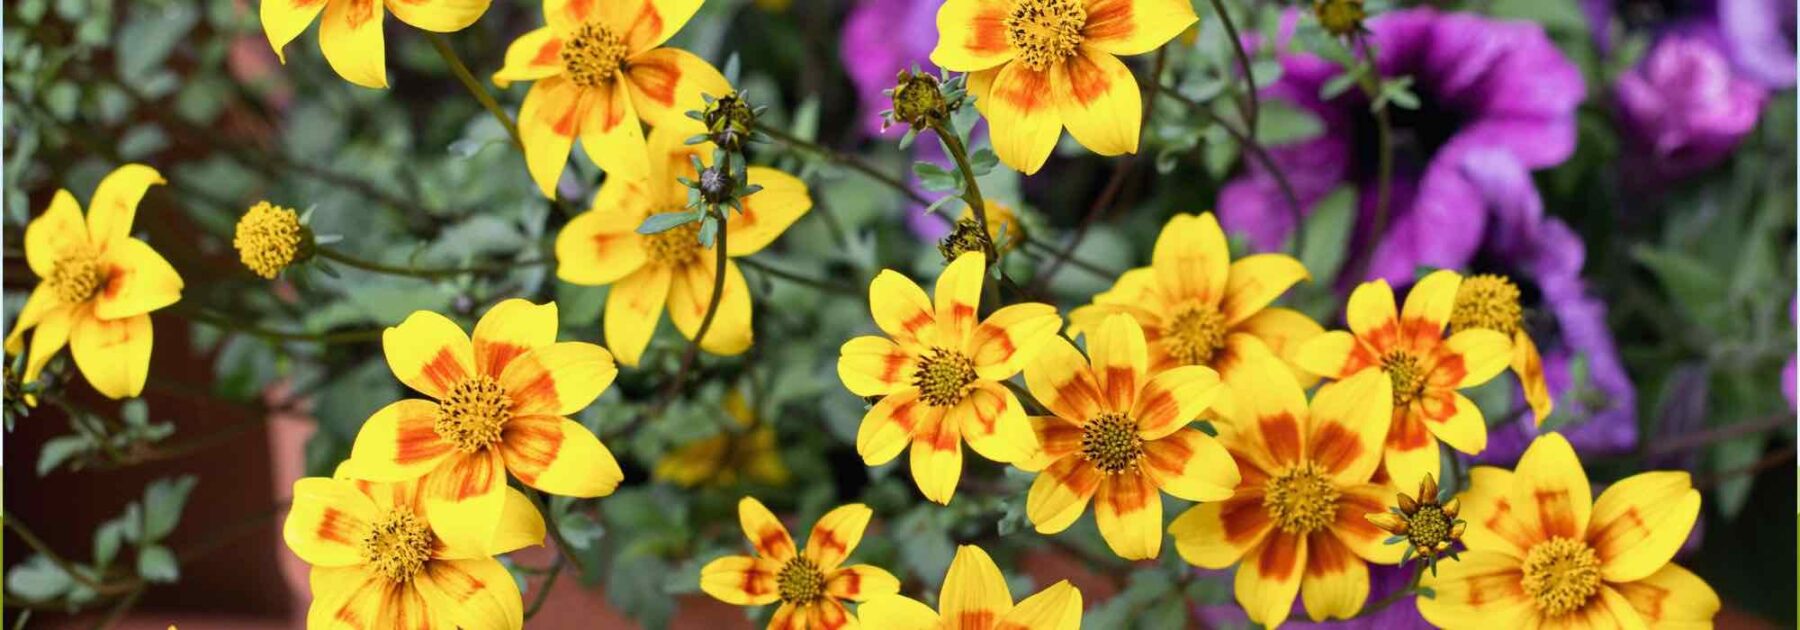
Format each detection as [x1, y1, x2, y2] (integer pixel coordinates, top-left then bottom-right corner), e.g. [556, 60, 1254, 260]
[1208, 0, 1260, 140]
[1152, 82, 1306, 252]
[522, 488, 590, 577]
[736, 257, 859, 296]
[931, 122, 997, 262]
[425, 32, 522, 151]
[757, 124, 929, 206]
[174, 305, 383, 345]
[1350, 34, 1394, 282]
[523, 553, 565, 620]
[314, 247, 547, 280]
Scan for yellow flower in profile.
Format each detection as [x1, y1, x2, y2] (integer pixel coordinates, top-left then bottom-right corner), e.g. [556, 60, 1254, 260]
[494, 0, 730, 196]
[555, 125, 812, 366]
[653, 390, 790, 488]
[1449, 273, 1553, 426]
[700, 497, 899, 628]
[261, 0, 490, 88]
[1069, 212, 1321, 420]
[342, 298, 623, 550]
[858, 545, 1083, 629]
[836, 251, 1062, 505]
[930, 0, 1198, 173]
[234, 201, 307, 279]
[283, 471, 544, 628]
[1418, 433, 1717, 629]
[1020, 314, 1238, 560]
[1293, 270, 1513, 489]
[6, 164, 184, 399]
[1168, 341, 1402, 628]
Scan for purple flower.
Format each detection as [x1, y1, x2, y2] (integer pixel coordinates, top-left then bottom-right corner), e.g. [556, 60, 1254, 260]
[1615, 32, 1767, 179]
[1218, 8, 1586, 284]
[1719, 0, 1797, 88]
[839, 0, 940, 137]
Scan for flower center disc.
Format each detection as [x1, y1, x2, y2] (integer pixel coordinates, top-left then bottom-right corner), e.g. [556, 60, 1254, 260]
[1380, 350, 1428, 407]
[1166, 304, 1228, 366]
[362, 509, 435, 582]
[1450, 273, 1523, 336]
[1005, 0, 1086, 72]
[562, 23, 629, 88]
[645, 221, 705, 268]
[1520, 537, 1602, 617]
[235, 202, 304, 279]
[913, 347, 977, 407]
[1406, 504, 1452, 551]
[49, 247, 106, 305]
[1263, 462, 1340, 534]
[776, 556, 825, 605]
[1080, 412, 1144, 474]
[435, 376, 513, 452]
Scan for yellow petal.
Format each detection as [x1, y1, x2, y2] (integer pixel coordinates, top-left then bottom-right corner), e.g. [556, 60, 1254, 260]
[1566, 586, 1650, 630]
[471, 299, 559, 376]
[93, 238, 184, 320]
[383, 309, 475, 400]
[956, 383, 1037, 464]
[739, 496, 798, 561]
[1441, 328, 1513, 388]
[1422, 391, 1487, 455]
[387, 0, 489, 32]
[1169, 496, 1272, 569]
[1235, 531, 1308, 628]
[88, 164, 163, 252]
[1094, 471, 1163, 560]
[303, 567, 387, 629]
[345, 399, 455, 481]
[555, 205, 648, 286]
[69, 310, 152, 399]
[967, 302, 1061, 381]
[1299, 532, 1369, 622]
[1345, 279, 1399, 342]
[933, 251, 987, 344]
[519, 77, 586, 197]
[623, 47, 731, 128]
[1219, 338, 1309, 469]
[416, 558, 523, 630]
[929, 0, 1015, 71]
[1458, 466, 1537, 559]
[1221, 253, 1310, 326]
[262, 0, 328, 63]
[856, 389, 938, 466]
[804, 503, 872, 570]
[602, 0, 702, 52]
[940, 544, 1012, 620]
[1305, 370, 1392, 484]
[1051, 47, 1140, 156]
[807, 599, 855, 630]
[492, 27, 564, 88]
[856, 595, 940, 629]
[1612, 564, 1720, 629]
[869, 269, 938, 346]
[699, 554, 783, 606]
[1230, 309, 1326, 386]
[1381, 411, 1442, 492]
[838, 336, 916, 398]
[603, 265, 672, 367]
[21, 303, 69, 383]
[1027, 457, 1102, 534]
[5, 286, 57, 355]
[985, 62, 1063, 175]
[25, 190, 91, 278]
[1080, 0, 1199, 56]
[1331, 484, 1405, 564]
[668, 259, 753, 356]
[727, 167, 812, 256]
[579, 80, 652, 182]
[910, 408, 966, 505]
[420, 450, 509, 558]
[826, 564, 899, 602]
[1023, 336, 1105, 423]
[1020, 415, 1083, 472]
[1151, 213, 1230, 309]
[1587, 471, 1700, 583]
[1089, 314, 1149, 414]
[499, 415, 623, 498]
[1131, 364, 1221, 440]
[283, 477, 377, 567]
[1292, 330, 1362, 380]
[486, 488, 547, 555]
[1512, 332, 1554, 427]
[1400, 269, 1462, 337]
[319, 0, 388, 88]
[1141, 427, 1238, 502]
[1415, 550, 1535, 628]
[499, 342, 618, 416]
[998, 581, 1081, 630]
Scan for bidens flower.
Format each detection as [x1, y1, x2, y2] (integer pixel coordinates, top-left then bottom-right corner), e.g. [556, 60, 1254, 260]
[700, 497, 899, 629]
[1448, 273, 1551, 426]
[283, 472, 544, 628]
[929, 0, 1198, 173]
[653, 390, 790, 488]
[1419, 433, 1718, 629]
[1020, 314, 1238, 560]
[234, 201, 310, 279]
[1070, 212, 1321, 421]
[1168, 344, 1402, 628]
[555, 125, 812, 367]
[6, 164, 184, 399]
[494, 0, 730, 196]
[261, 0, 490, 88]
[343, 299, 623, 547]
[858, 545, 1082, 629]
[836, 251, 1061, 505]
[1294, 270, 1513, 488]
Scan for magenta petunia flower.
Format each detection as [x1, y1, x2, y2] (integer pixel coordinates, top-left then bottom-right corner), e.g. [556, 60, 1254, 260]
[1719, 0, 1797, 88]
[839, 0, 940, 137]
[1615, 32, 1767, 179]
[1217, 8, 1585, 284]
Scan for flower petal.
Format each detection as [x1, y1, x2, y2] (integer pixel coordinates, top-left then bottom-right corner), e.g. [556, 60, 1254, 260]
[1292, 330, 1364, 381]
[579, 79, 652, 182]
[93, 238, 183, 320]
[1021, 415, 1084, 472]
[383, 310, 476, 400]
[1169, 495, 1272, 569]
[499, 342, 618, 416]
[604, 265, 672, 367]
[1612, 564, 1720, 629]
[934, 251, 987, 344]
[283, 477, 377, 567]
[869, 269, 938, 346]
[838, 336, 916, 398]
[1459, 466, 1536, 559]
[967, 303, 1062, 381]
[767, 602, 803, 630]
[998, 580, 1082, 630]
[555, 206, 648, 286]
[87, 164, 163, 252]
[1027, 456, 1102, 534]
[1299, 531, 1369, 622]
[929, 0, 1015, 71]
[421, 450, 509, 558]
[910, 406, 966, 505]
[5, 286, 56, 355]
[1439, 328, 1512, 390]
[857, 595, 941, 629]
[985, 61, 1063, 174]
[1415, 550, 1535, 628]
[1564, 586, 1649, 630]
[1512, 333, 1553, 427]
[1306, 370, 1392, 484]
[728, 167, 813, 256]
[826, 564, 899, 602]
[1331, 484, 1405, 564]
[493, 27, 564, 88]
[486, 488, 547, 555]
[1141, 427, 1239, 502]
[1080, 0, 1198, 56]
[471, 299, 558, 377]
[1345, 279, 1399, 342]
[624, 47, 730, 128]
[69, 310, 152, 399]
[808, 599, 855, 630]
[738, 496, 798, 561]
[318, 0, 387, 88]
[1151, 213, 1230, 309]
[1400, 269, 1461, 337]
[956, 383, 1037, 464]
[1235, 531, 1308, 629]
[262, 0, 328, 63]
[1587, 471, 1700, 583]
[699, 555, 783, 606]
[519, 77, 585, 197]
[804, 503, 872, 570]
[1421, 391, 1487, 455]
[387, 0, 489, 32]
[939, 545, 1011, 622]
[24, 190, 90, 278]
[415, 558, 523, 630]
[1024, 336, 1105, 424]
[1089, 313, 1149, 414]
[1220, 339, 1309, 470]
[1132, 365, 1221, 440]
[1220, 253, 1310, 326]
[668, 259, 754, 356]
[1230, 309, 1326, 385]
[302, 567, 388, 628]
[499, 415, 623, 498]
[345, 399, 455, 481]
[1381, 411, 1442, 492]
[856, 389, 938, 466]
[1094, 471, 1163, 559]
[1510, 432, 1591, 542]
[603, 0, 701, 52]
[1052, 47, 1141, 156]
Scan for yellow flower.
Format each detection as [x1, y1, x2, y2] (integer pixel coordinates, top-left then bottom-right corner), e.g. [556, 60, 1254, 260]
[342, 298, 623, 547]
[554, 125, 813, 367]
[858, 545, 1082, 629]
[1020, 314, 1238, 560]
[1293, 270, 1514, 489]
[836, 251, 1062, 505]
[1365, 473, 1467, 569]
[930, 0, 1197, 173]
[1069, 212, 1322, 420]
[283, 471, 545, 628]
[1449, 273, 1553, 426]
[1417, 433, 1718, 629]
[961, 201, 1024, 253]
[653, 390, 790, 488]
[234, 201, 308, 279]
[700, 497, 900, 628]
[261, 0, 490, 88]
[493, 0, 731, 196]
[1167, 341, 1403, 628]
[6, 164, 184, 399]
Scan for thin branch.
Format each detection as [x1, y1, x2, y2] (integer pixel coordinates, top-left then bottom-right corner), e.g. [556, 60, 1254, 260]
[523, 554, 566, 620]
[1645, 414, 1792, 456]
[932, 123, 998, 263]
[3, 512, 139, 596]
[1347, 33, 1394, 282]
[172, 305, 384, 345]
[522, 489, 590, 577]
[736, 257, 859, 296]
[758, 124, 930, 206]
[1152, 82, 1305, 251]
[425, 32, 522, 150]
[314, 247, 548, 280]
[1208, 0, 1260, 139]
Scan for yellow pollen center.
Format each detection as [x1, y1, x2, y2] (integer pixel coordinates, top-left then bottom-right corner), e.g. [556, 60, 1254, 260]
[562, 23, 629, 88]
[1005, 0, 1086, 72]
[644, 221, 705, 268]
[1520, 537, 1602, 617]
[1166, 304, 1229, 366]
[1381, 351, 1428, 407]
[1449, 274, 1523, 336]
[1406, 505, 1452, 551]
[776, 556, 825, 605]
[361, 509, 434, 582]
[1263, 462, 1340, 534]
[234, 201, 304, 279]
[435, 376, 513, 452]
[913, 347, 978, 407]
[1080, 412, 1144, 474]
[48, 246, 106, 305]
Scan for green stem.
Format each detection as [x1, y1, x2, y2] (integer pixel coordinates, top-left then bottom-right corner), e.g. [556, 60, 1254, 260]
[523, 554, 565, 620]
[314, 247, 546, 280]
[931, 123, 997, 262]
[1152, 82, 1305, 254]
[757, 124, 928, 206]
[1350, 34, 1394, 282]
[736, 258, 859, 296]
[1208, 0, 1260, 139]
[174, 306, 383, 345]
[1019, 235, 1119, 280]
[425, 32, 522, 151]
[522, 489, 590, 577]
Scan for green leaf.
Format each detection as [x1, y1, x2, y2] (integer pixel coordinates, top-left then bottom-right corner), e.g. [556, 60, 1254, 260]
[6, 555, 73, 601]
[142, 475, 198, 542]
[1297, 188, 1355, 284]
[637, 210, 700, 235]
[1633, 246, 1730, 330]
[912, 161, 959, 192]
[94, 519, 128, 568]
[1254, 100, 1323, 144]
[37, 435, 91, 476]
[136, 544, 180, 583]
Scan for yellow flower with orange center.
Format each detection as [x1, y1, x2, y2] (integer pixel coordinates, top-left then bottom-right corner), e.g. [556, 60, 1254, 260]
[1293, 270, 1514, 489]
[6, 164, 184, 399]
[930, 0, 1198, 173]
[858, 545, 1083, 629]
[283, 470, 545, 628]
[262, 0, 491, 88]
[555, 125, 812, 367]
[653, 390, 790, 488]
[494, 0, 731, 196]
[1070, 212, 1322, 420]
[342, 299, 623, 546]
[1449, 273, 1553, 426]
[1019, 314, 1239, 560]
[1168, 341, 1403, 628]
[836, 251, 1062, 505]
[1418, 433, 1718, 629]
[700, 497, 900, 629]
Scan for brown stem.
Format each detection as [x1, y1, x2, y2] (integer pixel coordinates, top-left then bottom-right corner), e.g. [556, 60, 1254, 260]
[1348, 34, 1394, 282]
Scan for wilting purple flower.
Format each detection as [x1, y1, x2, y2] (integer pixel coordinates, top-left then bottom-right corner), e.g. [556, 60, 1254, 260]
[840, 0, 940, 137]
[1615, 32, 1767, 179]
[1218, 8, 1586, 284]
[1719, 0, 1797, 88]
